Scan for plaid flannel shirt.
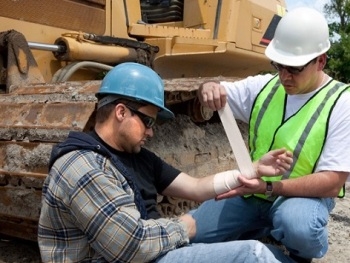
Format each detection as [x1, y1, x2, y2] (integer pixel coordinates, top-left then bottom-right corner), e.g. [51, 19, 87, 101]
[38, 148, 188, 262]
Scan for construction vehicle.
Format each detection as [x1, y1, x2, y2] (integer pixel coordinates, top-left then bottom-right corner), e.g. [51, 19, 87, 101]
[0, 0, 286, 241]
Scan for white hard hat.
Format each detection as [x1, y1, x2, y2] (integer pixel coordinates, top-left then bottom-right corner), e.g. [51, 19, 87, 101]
[265, 7, 330, 66]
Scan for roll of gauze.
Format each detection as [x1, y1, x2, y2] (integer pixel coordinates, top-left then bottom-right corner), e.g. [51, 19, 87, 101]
[213, 169, 243, 195]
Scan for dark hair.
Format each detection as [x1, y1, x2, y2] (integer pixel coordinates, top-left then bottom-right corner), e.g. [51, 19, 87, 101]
[95, 97, 147, 123]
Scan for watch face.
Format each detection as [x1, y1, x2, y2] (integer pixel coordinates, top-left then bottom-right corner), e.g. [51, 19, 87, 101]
[265, 182, 273, 197]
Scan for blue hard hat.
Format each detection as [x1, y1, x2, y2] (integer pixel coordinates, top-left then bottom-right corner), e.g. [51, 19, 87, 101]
[96, 62, 174, 119]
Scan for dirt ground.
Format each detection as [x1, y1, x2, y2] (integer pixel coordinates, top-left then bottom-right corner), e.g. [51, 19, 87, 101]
[312, 184, 350, 263]
[0, 116, 349, 262]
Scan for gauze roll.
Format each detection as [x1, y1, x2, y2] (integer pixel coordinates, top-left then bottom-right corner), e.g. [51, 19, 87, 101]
[213, 169, 243, 195]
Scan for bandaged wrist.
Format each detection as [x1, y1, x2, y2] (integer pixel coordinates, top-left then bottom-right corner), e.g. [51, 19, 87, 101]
[213, 169, 242, 195]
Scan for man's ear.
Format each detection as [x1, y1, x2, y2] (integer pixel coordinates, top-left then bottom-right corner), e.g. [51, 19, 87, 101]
[115, 104, 126, 121]
[318, 54, 327, 70]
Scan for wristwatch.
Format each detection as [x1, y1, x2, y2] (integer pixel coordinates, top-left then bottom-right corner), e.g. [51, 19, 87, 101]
[265, 181, 273, 197]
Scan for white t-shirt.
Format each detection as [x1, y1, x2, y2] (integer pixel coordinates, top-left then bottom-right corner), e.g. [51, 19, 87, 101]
[221, 74, 350, 175]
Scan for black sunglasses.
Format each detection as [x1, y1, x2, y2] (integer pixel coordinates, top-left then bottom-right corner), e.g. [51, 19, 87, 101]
[126, 106, 156, 129]
[270, 58, 316, 75]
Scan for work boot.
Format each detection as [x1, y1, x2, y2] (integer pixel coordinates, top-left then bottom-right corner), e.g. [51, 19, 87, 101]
[289, 253, 312, 263]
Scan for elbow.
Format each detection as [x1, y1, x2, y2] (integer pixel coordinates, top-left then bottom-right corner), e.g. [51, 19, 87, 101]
[189, 193, 207, 203]
[195, 196, 207, 203]
[330, 186, 344, 197]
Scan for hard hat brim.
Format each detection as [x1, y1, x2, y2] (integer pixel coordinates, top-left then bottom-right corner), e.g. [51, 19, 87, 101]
[265, 39, 330, 67]
[158, 107, 175, 120]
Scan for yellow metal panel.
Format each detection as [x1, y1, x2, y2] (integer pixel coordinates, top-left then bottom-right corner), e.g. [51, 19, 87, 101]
[183, 0, 218, 32]
[110, 0, 130, 38]
[123, 0, 142, 25]
[144, 37, 227, 63]
[216, 0, 241, 42]
[129, 23, 212, 38]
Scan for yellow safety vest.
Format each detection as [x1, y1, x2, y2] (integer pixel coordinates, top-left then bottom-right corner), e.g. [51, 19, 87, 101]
[249, 75, 349, 200]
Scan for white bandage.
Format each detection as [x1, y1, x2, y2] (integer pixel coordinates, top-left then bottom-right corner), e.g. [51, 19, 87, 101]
[213, 169, 242, 195]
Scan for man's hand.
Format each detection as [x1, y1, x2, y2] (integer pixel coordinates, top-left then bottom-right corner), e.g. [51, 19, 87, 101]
[197, 81, 227, 110]
[215, 176, 266, 200]
[256, 148, 293, 177]
[179, 214, 196, 239]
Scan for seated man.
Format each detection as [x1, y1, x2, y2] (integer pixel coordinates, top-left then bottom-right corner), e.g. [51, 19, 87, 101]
[38, 62, 294, 262]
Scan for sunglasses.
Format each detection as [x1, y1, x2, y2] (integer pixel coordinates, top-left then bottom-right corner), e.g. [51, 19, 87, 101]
[270, 58, 316, 75]
[126, 106, 156, 129]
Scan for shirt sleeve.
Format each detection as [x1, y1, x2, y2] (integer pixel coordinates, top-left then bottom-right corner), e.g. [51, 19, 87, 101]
[317, 92, 350, 173]
[156, 157, 181, 193]
[59, 151, 189, 262]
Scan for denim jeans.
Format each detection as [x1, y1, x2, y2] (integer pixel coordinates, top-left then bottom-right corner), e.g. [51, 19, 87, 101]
[155, 240, 294, 263]
[190, 196, 335, 259]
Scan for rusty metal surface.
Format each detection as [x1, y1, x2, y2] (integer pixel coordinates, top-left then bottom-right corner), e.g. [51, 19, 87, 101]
[163, 77, 240, 105]
[0, 77, 239, 241]
[0, 213, 39, 242]
[0, 0, 106, 35]
[0, 81, 99, 142]
[0, 183, 43, 241]
[0, 81, 100, 241]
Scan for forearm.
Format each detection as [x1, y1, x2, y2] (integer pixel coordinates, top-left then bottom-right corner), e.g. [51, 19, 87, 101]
[104, 213, 187, 262]
[269, 171, 348, 198]
[164, 172, 240, 202]
[77, 198, 189, 262]
[165, 170, 257, 203]
[71, 174, 189, 261]
[190, 174, 217, 202]
[195, 170, 247, 201]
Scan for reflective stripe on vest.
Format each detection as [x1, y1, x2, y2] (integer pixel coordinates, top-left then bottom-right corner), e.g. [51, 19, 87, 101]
[249, 75, 349, 200]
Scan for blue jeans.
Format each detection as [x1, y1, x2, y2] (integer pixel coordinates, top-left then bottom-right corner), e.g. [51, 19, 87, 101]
[155, 240, 294, 263]
[190, 196, 335, 259]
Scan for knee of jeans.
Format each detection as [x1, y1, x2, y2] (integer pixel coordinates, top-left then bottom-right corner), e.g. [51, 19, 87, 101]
[253, 241, 284, 262]
[275, 214, 324, 241]
[273, 211, 294, 231]
[288, 241, 328, 259]
[278, 219, 329, 259]
[253, 241, 268, 257]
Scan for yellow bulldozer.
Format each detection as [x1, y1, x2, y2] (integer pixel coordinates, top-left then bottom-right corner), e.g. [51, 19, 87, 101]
[0, 0, 285, 241]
